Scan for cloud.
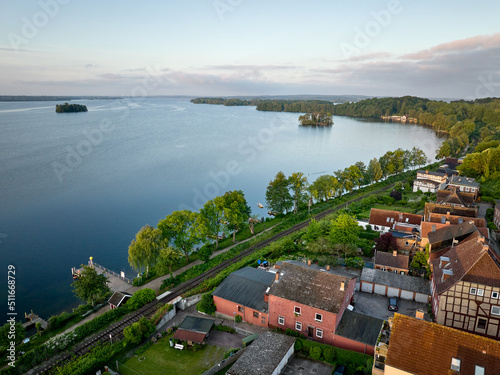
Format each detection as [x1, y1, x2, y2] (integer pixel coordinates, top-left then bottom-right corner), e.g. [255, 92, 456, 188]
[84, 64, 97, 68]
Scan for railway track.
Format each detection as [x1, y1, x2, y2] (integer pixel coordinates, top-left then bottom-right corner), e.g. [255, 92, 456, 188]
[33, 183, 394, 374]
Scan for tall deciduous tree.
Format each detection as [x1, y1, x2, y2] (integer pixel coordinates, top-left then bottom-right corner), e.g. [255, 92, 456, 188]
[329, 213, 360, 251]
[155, 243, 182, 279]
[265, 171, 293, 214]
[367, 158, 383, 183]
[220, 190, 251, 242]
[309, 174, 339, 202]
[289, 172, 308, 214]
[375, 232, 398, 251]
[200, 197, 226, 249]
[71, 265, 110, 306]
[128, 225, 162, 277]
[158, 210, 207, 262]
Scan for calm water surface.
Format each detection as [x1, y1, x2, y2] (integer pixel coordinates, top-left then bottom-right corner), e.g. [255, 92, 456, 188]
[0, 97, 443, 319]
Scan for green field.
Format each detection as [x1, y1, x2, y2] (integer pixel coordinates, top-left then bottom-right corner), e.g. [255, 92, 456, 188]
[118, 335, 227, 375]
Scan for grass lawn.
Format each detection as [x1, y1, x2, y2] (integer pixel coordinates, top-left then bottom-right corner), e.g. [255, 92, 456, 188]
[359, 203, 416, 218]
[119, 335, 227, 375]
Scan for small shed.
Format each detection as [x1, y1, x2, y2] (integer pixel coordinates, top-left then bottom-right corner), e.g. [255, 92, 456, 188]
[333, 310, 384, 355]
[173, 315, 215, 345]
[228, 331, 295, 375]
[360, 268, 430, 303]
[108, 291, 132, 309]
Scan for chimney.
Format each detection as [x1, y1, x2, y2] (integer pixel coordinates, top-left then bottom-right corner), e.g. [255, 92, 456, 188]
[393, 250, 397, 257]
[308, 259, 311, 266]
[340, 280, 345, 291]
[416, 309, 424, 320]
[275, 272, 279, 282]
[264, 294, 269, 303]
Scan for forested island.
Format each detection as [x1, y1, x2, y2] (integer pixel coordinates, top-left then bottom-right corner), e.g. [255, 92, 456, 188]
[55, 103, 88, 113]
[299, 112, 333, 126]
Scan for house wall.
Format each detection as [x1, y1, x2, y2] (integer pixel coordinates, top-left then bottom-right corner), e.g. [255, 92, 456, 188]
[494, 206, 500, 228]
[384, 365, 414, 375]
[435, 281, 500, 338]
[332, 335, 374, 355]
[374, 265, 407, 275]
[213, 295, 269, 327]
[271, 343, 295, 375]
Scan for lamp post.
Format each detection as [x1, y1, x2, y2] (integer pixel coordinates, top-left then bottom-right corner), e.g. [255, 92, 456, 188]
[233, 311, 236, 330]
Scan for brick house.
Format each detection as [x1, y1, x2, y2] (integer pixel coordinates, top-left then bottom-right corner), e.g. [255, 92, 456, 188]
[430, 235, 500, 339]
[413, 170, 448, 193]
[424, 202, 478, 219]
[427, 220, 480, 253]
[374, 250, 409, 275]
[436, 187, 476, 207]
[212, 266, 275, 327]
[268, 261, 356, 346]
[374, 313, 500, 375]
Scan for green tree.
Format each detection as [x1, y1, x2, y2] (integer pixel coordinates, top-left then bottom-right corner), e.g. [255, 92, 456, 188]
[366, 158, 383, 183]
[302, 218, 322, 243]
[220, 190, 251, 242]
[196, 293, 216, 315]
[330, 213, 360, 253]
[345, 165, 363, 191]
[128, 225, 162, 277]
[0, 321, 25, 347]
[200, 197, 226, 249]
[71, 265, 110, 306]
[410, 251, 429, 269]
[158, 210, 207, 262]
[309, 174, 339, 202]
[155, 244, 182, 278]
[288, 172, 308, 214]
[123, 317, 155, 344]
[127, 288, 156, 310]
[265, 171, 294, 214]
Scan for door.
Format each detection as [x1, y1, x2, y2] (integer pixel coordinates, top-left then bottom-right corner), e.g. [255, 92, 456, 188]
[308, 326, 314, 338]
[400, 290, 414, 300]
[374, 284, 386, 295]
[361, 282, 373, 293]
[387, 287, 399, 297]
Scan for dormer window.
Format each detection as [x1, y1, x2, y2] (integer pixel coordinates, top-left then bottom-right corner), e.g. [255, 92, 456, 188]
[475, 365, 485, 375]
[451, 357, 461, 372]
[492, 292, 499, 299]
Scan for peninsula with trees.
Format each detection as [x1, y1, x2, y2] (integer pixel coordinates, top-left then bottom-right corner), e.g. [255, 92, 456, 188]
[55, 103, 88, 113]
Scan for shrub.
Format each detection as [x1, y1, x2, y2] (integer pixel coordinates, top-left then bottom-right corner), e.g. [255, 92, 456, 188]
[197, 293, 216, 315]
[123, 317, 155, 344]
[235, 314, 242, 323]
[126, 289, 156, 311]
[213, 324, 236, 333]
[294, 340, 303, 351]
[323, 346, 335, 363]
[309, 346, 322, 360]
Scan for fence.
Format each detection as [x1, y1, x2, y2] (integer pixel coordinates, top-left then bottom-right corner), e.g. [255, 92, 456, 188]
[201, 348, 246, 375]
[92, 261, 133, 284]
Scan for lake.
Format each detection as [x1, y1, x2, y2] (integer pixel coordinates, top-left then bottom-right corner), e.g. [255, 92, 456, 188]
[0, 97, 443, 319]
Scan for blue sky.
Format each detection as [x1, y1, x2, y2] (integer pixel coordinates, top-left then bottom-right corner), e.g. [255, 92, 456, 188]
[1, 0, 500, 98]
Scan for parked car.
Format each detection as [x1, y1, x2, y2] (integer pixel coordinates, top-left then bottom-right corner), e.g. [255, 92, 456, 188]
[388, 297, 398, 311]
[333, 365, 347, 375]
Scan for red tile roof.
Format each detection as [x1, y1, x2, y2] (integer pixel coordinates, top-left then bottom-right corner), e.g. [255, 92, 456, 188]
[386, 314, 500, 375]
[369, 208, 422, 228]
[173, 329, 207, 344]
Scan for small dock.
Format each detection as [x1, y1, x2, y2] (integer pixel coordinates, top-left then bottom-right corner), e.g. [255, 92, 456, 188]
[23, 312, 48, 330]
[72, 257, 137, 294]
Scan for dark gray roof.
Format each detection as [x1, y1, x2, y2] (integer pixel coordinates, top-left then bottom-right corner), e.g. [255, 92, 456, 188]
[178, 315, 214, 334]
[285, 259, 360, 279]
[269, 262, 353, 313]
[212, 267, 275, 312]
[450, 175, 480, 188]
[228, 332, 295, 375]
[389, 230, 413, 239]
[335, 311, 384, 346]
[360, 268, 430, 295]
[107, 291, 132, 307]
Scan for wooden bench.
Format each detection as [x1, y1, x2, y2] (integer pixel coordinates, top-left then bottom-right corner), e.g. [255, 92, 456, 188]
[174, 343, 184, 350]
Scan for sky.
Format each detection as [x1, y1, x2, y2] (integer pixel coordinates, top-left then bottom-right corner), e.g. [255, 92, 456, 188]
[1, 0, 500, 99]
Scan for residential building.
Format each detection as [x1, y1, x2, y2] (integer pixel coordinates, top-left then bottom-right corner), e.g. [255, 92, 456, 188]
[430, 235, 500, 339]
[448, 175, 480, 198]
[424, 202, 478, 219]
[212, 266, 275, 327]
[268, 261, 356, 346]
[413, 170, 448, 193]
[387, 229, 419, 255]
[227, 331, 295, 375]
[369, 208, 422, 233]
[374, 250, 409, 275]
[436, 187, 476, 207]
[375, 314, 500, 375]
[333, 311, 384, 356]
[427, 221, 482, 253]
[360, 268, 430, 303]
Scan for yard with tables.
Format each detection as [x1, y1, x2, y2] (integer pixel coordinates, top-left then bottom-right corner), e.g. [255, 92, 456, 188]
[118, 334, 227, 375]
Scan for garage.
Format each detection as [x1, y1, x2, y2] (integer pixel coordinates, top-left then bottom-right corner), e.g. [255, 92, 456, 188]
[387, 287, 399, 297]
[374, 284, 386, 295]
[400, 290, 414, 300]
[361, 282, 373, 293]
[360, 269, 430, 302]
[415, 293, 429, 303]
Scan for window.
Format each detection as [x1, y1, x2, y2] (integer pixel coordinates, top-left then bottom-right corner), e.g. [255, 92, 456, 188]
[315, 313, 322, 322]
[294, 306, 301, 315]
[458, 218, 463, 224]
[253, 311, 259, 318]
[451, 357, 461, 372]
[278, 316, 285, 325]
[432, 225, 436, 232]
[475, 365, 485, 375]
[295, 321, 302, 331]
[316, 328, 323, 338]
[477, 318, 487, 329]
[238, 306, 244, 312]
[477, 289, 484, 297]
[470, 287, 477, 295]
[492, 292, 499, 299]
[386, 217, 390, 222]
[492, 306, 500, 316]
[261, 319, 266, 324]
